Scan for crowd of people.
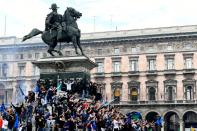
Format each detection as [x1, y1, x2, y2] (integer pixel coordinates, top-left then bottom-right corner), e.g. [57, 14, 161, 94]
[0, 78, 162, 131]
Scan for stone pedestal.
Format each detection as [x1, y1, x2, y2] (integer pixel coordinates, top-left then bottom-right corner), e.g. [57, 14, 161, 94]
[32, 56, 97, 79]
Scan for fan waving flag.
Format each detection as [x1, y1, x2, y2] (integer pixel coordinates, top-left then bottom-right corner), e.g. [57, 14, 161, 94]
[18, 86, 25, 96]
[33, 85, 40, 93]
[155, 116, 163, 127]
[131, 112, 142, 121]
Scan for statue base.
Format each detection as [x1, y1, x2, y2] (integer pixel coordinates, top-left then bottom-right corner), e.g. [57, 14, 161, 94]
[32, 56, 97, 80]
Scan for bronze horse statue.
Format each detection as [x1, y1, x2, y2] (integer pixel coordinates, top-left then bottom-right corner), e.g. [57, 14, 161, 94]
[22, 7, 84, 56]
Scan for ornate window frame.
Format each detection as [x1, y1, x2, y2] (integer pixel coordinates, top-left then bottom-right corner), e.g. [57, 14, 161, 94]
[146, 80, 158, 101]
[112, 57, 121, 73]
[95, 58, 105, 73]
[127, 81, 140, 102]
[164, 54, 175, 70]
[146, 55, 157, 71]
[111, 81, 123, 102]
[182, 79, 196, 100]
[183, 53, 194, 69]
[164, 79, 177, 101]
[96, 82, 106, 100]
[129, 56, 139, 72]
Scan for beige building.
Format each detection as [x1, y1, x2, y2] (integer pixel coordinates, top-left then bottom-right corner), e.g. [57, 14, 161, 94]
[0, 25, 197, 130]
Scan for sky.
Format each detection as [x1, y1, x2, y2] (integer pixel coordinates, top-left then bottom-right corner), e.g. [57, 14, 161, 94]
[1, 0, 197, 38]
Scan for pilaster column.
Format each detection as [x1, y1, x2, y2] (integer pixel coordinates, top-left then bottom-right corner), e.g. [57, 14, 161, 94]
[179, 119, 184, 131]
[161, 121, 165, 131]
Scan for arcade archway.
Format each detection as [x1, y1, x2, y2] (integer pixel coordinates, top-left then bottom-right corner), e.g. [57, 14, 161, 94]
[145, 111, 162, 131]
[0, 84, 5, 103]
[164, 111, 180, 131]
[183, 111, 197, 130]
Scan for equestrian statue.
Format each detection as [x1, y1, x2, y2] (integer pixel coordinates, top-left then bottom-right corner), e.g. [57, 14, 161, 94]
[22, 3, 85, 56]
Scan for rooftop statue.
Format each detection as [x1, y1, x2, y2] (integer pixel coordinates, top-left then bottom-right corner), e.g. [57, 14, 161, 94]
[22, 3, 84, 56]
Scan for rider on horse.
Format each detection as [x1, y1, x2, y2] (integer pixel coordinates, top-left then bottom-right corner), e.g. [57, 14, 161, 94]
[45, 3, 62, 38]
[22, 3, 85, 56]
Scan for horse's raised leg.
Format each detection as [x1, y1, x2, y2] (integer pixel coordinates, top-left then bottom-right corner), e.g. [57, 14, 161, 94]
[72, 37, 79, 55]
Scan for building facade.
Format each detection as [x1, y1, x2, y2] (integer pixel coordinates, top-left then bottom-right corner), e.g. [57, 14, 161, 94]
[0, 25, 197, 130]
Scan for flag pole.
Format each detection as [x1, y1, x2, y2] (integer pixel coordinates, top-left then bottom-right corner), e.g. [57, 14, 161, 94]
[4, 15, 6, 36]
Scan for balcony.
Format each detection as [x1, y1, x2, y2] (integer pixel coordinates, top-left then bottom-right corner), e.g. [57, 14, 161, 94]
[146, 70, 157, 76]
[94, 72, 105, 78]
[183, 68, 195, 75]
[111, 72, 122, 77]
[128, 71, 140, 77]
[164, 69, 176, 75]
[115, 100, 197, 106]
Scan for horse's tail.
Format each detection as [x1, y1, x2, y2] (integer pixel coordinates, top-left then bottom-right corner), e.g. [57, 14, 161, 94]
[22, 28, 43, 42]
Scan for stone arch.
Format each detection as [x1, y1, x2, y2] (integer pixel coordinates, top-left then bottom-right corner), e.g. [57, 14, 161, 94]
[126, 111, 142, 121]
[162, 109, 181, 119]
[163, 111, 180, 131]
[0, 83, 5, 103]
[182, 110, 197, 118]
[182, 110, 197, 129]
[144, 110, 161, 122]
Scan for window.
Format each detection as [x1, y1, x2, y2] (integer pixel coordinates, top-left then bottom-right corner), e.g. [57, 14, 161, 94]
[131, 47, 137, 52]
[18, 63, 26, 76]
[130, 60, 138, 71]
[166, 59, 174, 70]
[185, 58, 192, 69]
[2, 55, 7, 60]
[19, 54, 24, 59]
[97, 62, 104, 73]
[185, 43, 192, 49]
[114, 61, 120, 72]
[186, 86, 193, 100]
[114, 48, 120, 55]
[15, 55, 19, 59]
[149, 87, 156, 101]
[148, 45, 154, 52]
[167, 86, 174, 101]
[167, 45, 173, 51]
[35, 53, 39, 59]
[2, 63, 8, 77]
[97, 49, 102, 55]
[165, 55, 175, 70]
[32, 64, 39, 76]
[131, 88, 138, 101]
[114, 87, 121, 102]
[19, 66, 25, 76]
[148, 59, 156, 71]
[28, 54, 32, 59]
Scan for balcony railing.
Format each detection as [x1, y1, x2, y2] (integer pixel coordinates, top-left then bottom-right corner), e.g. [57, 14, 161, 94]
[111, 72, 122, 77]
[113, 100, 197, 105]
[146, 70, 157, 76]
[183, 68, 195, 75]
[164, 69, 176, 75]
[128, 71, 140, 77]
[94, 72, 105, 77]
